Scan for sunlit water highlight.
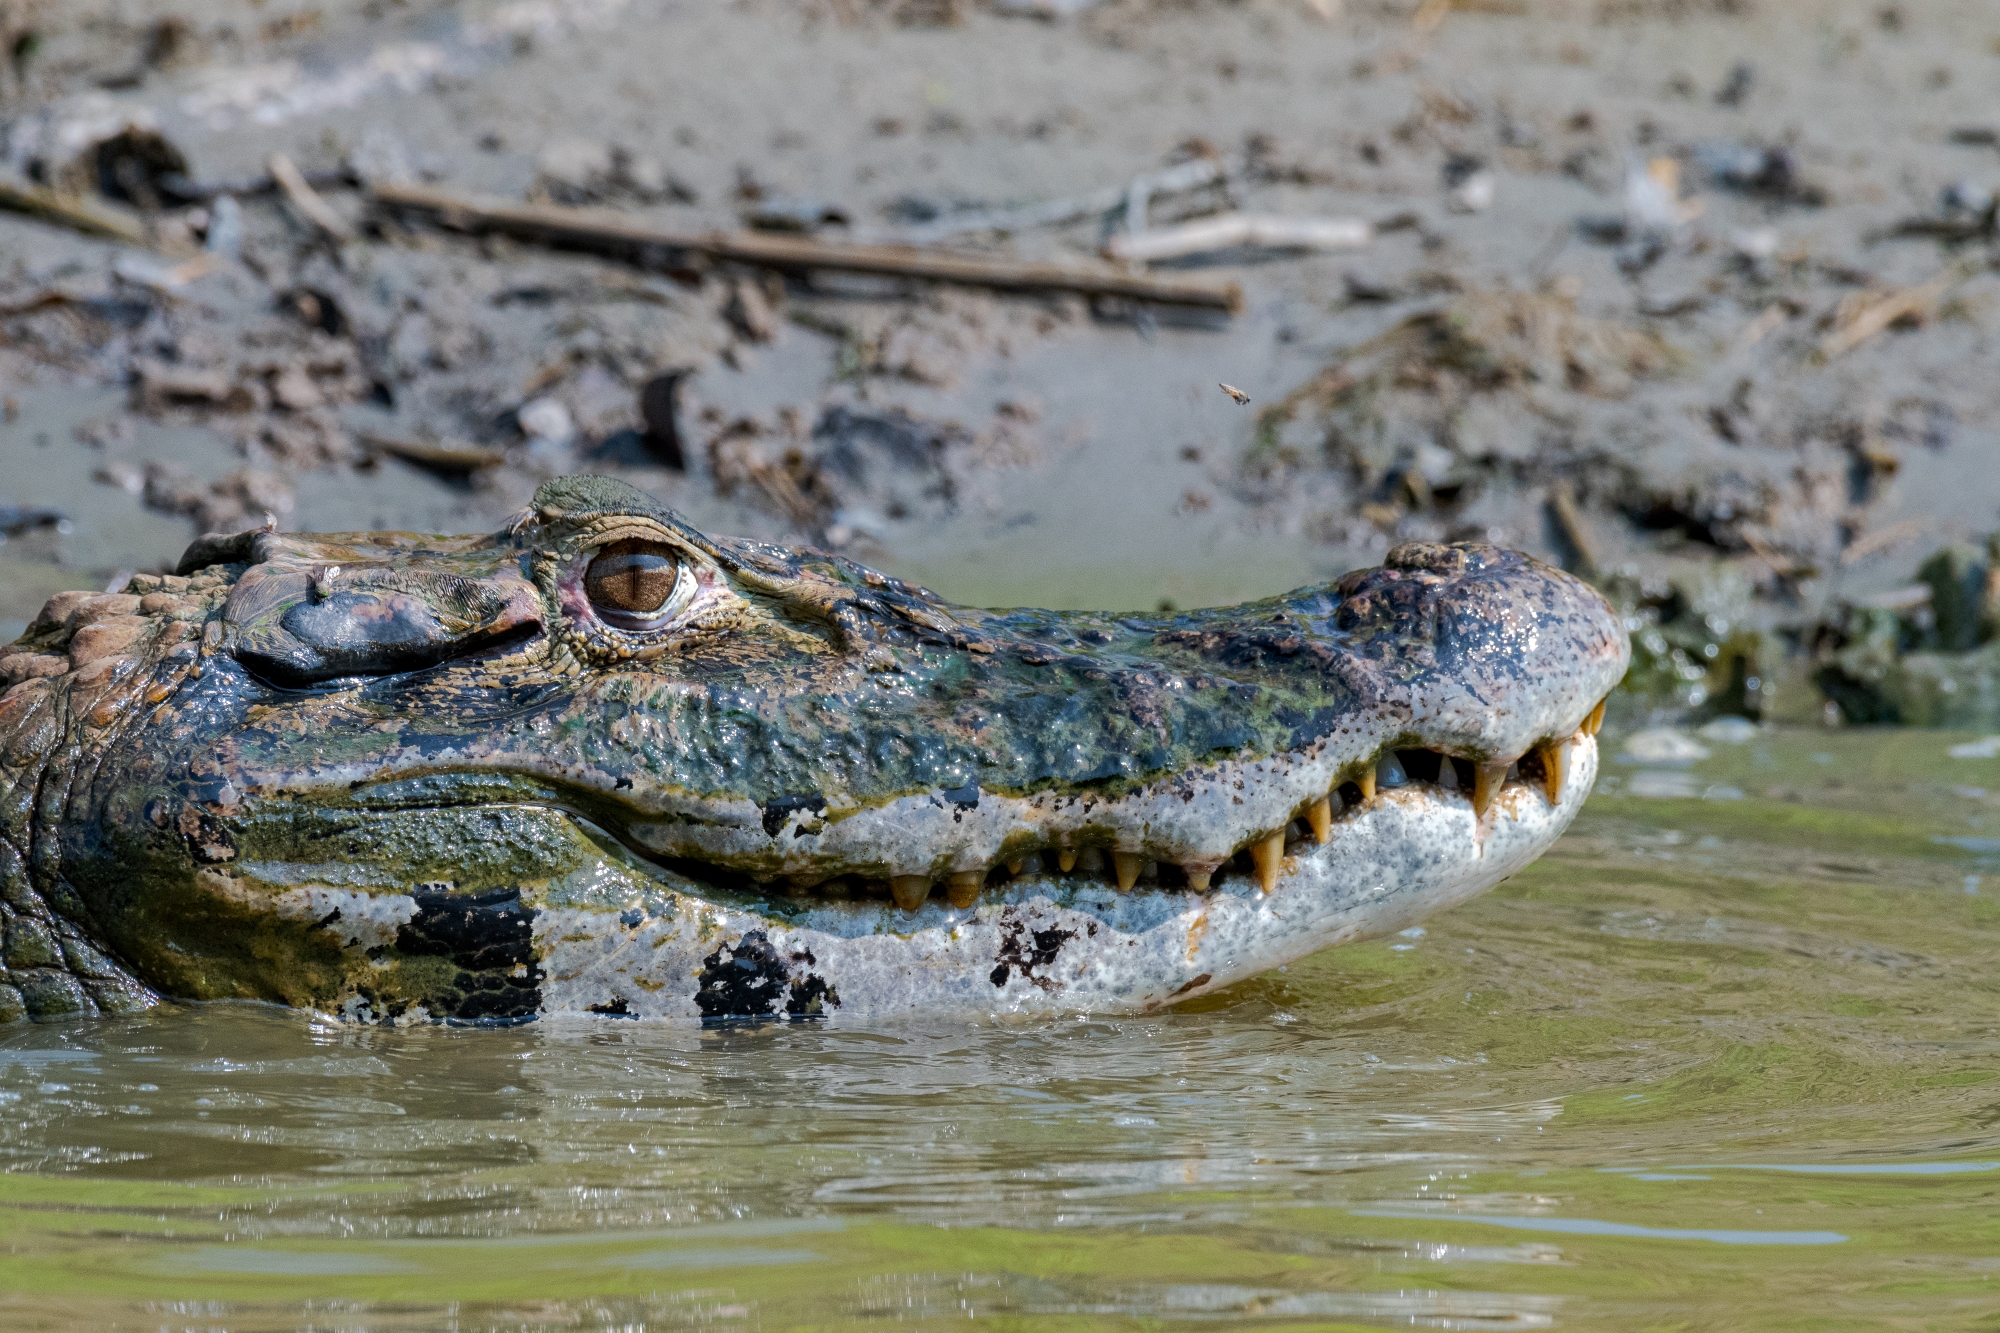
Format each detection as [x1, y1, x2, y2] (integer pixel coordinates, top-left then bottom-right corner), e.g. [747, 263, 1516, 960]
[4, 727, 2000, 1329]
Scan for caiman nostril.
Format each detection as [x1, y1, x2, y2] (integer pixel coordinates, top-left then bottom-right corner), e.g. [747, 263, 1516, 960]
[225, 557, 545, 686]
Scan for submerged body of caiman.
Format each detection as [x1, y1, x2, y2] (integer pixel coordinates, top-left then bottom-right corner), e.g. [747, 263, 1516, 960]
[0, 476, 1625, 1024]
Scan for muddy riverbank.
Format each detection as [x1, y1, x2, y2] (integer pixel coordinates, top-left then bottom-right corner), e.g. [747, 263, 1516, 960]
[4, 0, 1998, 720]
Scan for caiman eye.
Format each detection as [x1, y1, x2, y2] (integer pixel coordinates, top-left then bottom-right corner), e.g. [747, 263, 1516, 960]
[585, 539, 684, 627]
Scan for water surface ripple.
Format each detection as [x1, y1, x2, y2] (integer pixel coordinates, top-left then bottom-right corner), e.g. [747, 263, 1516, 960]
[4, 728, 2000, 1329]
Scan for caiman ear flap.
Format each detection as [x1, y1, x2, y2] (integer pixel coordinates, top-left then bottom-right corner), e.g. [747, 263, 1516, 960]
[175, 529, 270, 577]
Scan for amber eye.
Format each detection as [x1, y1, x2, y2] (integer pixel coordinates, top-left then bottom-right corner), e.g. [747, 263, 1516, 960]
[585, 540, 682, 625]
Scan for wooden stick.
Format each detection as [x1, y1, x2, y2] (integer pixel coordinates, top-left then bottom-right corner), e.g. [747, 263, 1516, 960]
[1839, 517, 1928, 566]
[370, 183, 1242, 313]
[358, 431, 502, 476]
[884, 157, 1221, 244]
[1102, 211, 1370, 262]
[269, 152, 354, 243]
[0, 174, 147, 245]
[1546, 481, 1598, 576]
[1819, 274, 1954, 359]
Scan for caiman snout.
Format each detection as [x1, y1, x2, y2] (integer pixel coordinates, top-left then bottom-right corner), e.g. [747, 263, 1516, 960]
[194, 530, 544, 687]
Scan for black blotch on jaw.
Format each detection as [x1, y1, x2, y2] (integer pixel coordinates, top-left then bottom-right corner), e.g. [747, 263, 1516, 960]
[761, 793, 827, 838]
[694, 930, 840, 1020]
[992, 910, 1075, 992]
[394, 886, 542, 1024]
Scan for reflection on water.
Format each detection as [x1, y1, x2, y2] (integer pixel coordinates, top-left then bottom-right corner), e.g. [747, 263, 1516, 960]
[6, 728, 2000, 1329]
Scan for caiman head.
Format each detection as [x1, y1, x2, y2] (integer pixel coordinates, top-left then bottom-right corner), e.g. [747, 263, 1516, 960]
[0, 475, 1626, 1024]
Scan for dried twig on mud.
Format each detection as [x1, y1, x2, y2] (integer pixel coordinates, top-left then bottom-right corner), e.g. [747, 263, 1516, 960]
[889, 156, 1225, 245]
[356, 431, 502, 477]
[269, 152, 355, 244]
[1839, 518, 1929, 566]
[0, 174, 147, 245]
[370, 184, 1242, 313]
[1102, 212, 1371, 262]
[1546, 480, 1598, 576]
[1818, 272, 1957, 359]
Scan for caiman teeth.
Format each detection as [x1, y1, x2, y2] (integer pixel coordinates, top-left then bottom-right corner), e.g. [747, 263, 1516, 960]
[1536, 738, 1570, 804]
[1472, 760, 1510, 821]
[946, 871, 983, 908]
[735, 733, 1595, 909]
[1251, 830, 1285, 895]
[1307, 796, 1333, 844]
[1112, 851, 1145, 893]
[890, 875, 931, 912]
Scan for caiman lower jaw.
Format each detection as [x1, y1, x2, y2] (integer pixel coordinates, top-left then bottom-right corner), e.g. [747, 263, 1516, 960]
[521, 735, 1601, 1021]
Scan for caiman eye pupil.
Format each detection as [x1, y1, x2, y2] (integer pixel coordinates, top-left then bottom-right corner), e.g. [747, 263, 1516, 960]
[585, 540, 679, 618]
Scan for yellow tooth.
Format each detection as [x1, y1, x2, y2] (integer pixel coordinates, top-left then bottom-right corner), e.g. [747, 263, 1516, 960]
[1007, 859, 1024, 876]
[1538, 738, 1569, 805]
[1057, 849, 1078, 872]
[1358, 768, 1377, 801]
[1585, 698, 1606, 736]
[1112, 851, 1144, 892]
[1472, 760, 1509, 820]
[1307, 796, 1332, 843]
[890, 875, 932, 912]
[1184, 867, 1212, 891]
[946, 871, 983, 908]
[1251, 830, 1285, 894]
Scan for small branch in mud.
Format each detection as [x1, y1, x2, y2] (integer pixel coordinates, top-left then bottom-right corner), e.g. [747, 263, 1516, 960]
[0, 173, 146, 244]
[370, 183, 1242, 313]
[356, 432, 502, 478]
[268, 152, 354, 244]
[1817, 273, 1959, 360]
[1546, 481, 1599, 578]
[1102, 212, 1371, 263]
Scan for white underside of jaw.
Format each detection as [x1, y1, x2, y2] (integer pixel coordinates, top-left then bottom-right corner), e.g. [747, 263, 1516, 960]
[532, 736, 1598, 1020]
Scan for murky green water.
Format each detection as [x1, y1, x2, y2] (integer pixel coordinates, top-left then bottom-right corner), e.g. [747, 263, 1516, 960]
[6, 727, 2000, 1329]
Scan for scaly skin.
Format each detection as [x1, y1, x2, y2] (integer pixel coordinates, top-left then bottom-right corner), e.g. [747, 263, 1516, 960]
[0, 476, 1626, 1024]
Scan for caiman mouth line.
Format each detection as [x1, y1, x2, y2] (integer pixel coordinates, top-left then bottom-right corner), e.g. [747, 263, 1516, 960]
[625, 723, 1605, 911]
[349, 703, 1608, 914]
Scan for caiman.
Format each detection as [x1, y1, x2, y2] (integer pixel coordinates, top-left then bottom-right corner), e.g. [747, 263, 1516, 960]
[0, 476, 1626, 1024]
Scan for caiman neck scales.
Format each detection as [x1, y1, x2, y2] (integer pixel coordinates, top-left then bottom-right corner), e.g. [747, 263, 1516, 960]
[0, 475, 1626, 1024]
